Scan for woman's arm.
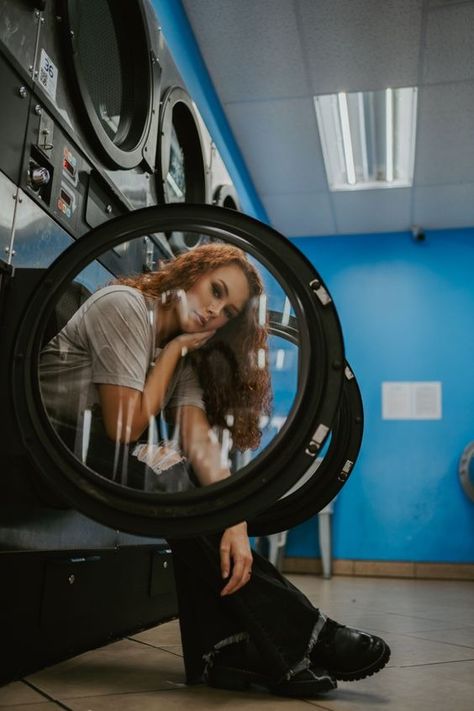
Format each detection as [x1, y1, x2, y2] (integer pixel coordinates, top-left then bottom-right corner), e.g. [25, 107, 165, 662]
[98, 331, 213, 443]
[174, 404, 231, 486]
[174, 404, 253, 595]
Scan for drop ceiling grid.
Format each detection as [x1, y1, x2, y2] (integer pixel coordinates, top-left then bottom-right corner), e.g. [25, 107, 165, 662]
[182, 0, 310, 102]
[261, 191, 336, 236]
[413, 183, 474, 228]
[182, 0, 474, 235]
[414, 81, 474, 186]
[224, 97, 328, 194]
[296, 0, 423, 95]
[423, 1, 474, 84]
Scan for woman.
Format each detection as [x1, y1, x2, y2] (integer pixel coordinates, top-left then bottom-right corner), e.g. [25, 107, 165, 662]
[40, 243, 390, 698]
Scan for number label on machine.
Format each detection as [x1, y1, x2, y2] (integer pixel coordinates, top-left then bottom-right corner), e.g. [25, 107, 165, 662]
[39, 49, 58, 101]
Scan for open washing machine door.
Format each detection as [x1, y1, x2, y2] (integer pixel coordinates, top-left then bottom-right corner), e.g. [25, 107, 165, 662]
[248, 312, 363, 536]
[5, 204, 348, 538]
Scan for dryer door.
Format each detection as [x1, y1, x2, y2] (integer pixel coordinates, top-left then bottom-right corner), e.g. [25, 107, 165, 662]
[58, 0, 158, 169]
[11, 204, 346, 538]
[248, 314, 363, 536]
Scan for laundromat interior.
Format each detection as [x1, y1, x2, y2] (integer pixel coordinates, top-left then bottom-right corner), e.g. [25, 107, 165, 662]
[0, 0, 473, 709]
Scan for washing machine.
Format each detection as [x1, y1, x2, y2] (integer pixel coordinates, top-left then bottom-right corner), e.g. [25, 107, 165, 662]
[0, 206, 363, 683]
[0, 0, 245, 683]
[0, 1, 363, 685]
[0, 0, 231, 274]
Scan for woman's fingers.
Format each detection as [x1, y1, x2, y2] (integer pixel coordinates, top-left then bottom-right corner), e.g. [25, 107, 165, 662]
[221, 561, 244, 595]
[219, 523, 252, 596]
[220, 541, 231, 582]
[220, 554, 253, 596]
[175, 330, 216, 355]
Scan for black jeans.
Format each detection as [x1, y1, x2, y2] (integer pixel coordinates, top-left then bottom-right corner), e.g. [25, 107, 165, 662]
[56, 416, 323, 680]
[168, 533, 324, 685]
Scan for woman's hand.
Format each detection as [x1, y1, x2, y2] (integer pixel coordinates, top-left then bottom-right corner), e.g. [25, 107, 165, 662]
[220, 521, 253, 596]
[99, 331, 213, 444]
[169, 330, 216, 355]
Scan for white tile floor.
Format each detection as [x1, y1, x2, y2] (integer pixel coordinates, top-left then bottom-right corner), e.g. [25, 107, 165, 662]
[1, 575, 473, 710]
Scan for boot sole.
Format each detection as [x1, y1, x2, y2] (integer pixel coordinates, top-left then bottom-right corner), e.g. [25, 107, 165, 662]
[332, 641, 391, 681]
[207, 665, 336, 697]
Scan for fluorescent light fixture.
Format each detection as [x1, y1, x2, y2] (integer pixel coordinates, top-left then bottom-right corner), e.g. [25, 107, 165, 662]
[281, 296, 291, 326]
[275, 349, 285, 370]
[385, 88, 394, 183]
[314, 86, 418, 191]
[258, 293, 267, 326]
[337, 92, 356, 185]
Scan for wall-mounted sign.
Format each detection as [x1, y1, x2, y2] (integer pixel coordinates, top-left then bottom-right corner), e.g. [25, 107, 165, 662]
[382, 381, 442, 420]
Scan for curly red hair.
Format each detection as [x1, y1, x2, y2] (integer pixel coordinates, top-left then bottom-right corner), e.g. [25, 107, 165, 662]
[116, 243, 272, 450]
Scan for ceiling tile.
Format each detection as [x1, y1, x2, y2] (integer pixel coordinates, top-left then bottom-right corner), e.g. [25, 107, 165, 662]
[183, 0, 309, 102]
[427, 0, 474, 9]
[415, 82, 474, 185]
[225, 98, 328, 195]
[423, 2, 474, 84]
[181, 0, 473, 235]
[414, 184, 474, 228]
[297, 0, 423, 94]
[333, 189, 412, 233]
[262, 192, 336, 237]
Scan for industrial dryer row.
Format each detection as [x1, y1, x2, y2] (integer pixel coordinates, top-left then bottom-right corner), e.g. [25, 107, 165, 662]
[0, 0, 239, 271]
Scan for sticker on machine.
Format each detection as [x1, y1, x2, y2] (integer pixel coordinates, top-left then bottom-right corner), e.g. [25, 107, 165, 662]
[38, 49, 58, 101]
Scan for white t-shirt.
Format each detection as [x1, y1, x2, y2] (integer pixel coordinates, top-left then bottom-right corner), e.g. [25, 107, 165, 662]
[39, 285, 205, 429]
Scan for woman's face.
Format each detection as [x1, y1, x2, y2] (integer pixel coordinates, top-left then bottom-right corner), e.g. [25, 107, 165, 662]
[179, 264, 250, 333]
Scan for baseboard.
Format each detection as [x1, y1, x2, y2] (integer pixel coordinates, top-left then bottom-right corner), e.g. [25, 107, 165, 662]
[282, 557, 474, 581]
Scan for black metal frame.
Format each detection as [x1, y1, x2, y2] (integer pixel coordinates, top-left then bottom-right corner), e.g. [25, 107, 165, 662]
[157, 86, 210, 205]
[213, 184, 240, 210]
[249, 361, 363, 535]
[11, 204, 345, 537]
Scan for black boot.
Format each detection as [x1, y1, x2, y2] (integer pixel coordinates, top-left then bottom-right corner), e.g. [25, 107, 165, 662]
[205, 636, 337, 697]
[311, 617, 391, 681]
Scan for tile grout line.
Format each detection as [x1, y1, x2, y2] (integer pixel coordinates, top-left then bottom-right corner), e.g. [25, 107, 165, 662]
[395, 657, 474, 669]
[301, 697, 335, 710]
[126, 636, 184, 658]
[343, 625, 474, 647]
[42, 687, 197, 701]
[385, 631, 474, 651]
[21, 679, 74, 710]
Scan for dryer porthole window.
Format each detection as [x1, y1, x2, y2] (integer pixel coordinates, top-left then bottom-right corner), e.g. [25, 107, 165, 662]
[38, 234, 301, 499]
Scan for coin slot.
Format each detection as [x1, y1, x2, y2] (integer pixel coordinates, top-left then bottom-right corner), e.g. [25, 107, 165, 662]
[28, 146, 53, 205]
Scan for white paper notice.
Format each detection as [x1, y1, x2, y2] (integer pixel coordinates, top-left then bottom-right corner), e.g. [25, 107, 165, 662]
[382, 382, 442, 420]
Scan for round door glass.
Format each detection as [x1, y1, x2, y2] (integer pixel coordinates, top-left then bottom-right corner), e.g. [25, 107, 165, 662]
[38, 232, 302, 496]
[167, 126, 187, 202]
[14, 204, 344, 536]
[64, 0, 152, 167]
[71, 0, 125, 140]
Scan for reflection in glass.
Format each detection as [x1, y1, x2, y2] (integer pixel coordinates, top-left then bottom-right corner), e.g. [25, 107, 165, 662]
[39, 238, 300, 495]
[167, 126, 186, 201]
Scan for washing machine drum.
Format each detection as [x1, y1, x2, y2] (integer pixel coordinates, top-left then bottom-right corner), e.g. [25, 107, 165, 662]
[12, 205, 349, 538]
[60, 0, 154, 169]
[213, 185, 240, 211]
[157, 86, 210, 253]
[158, 86, 209, 207]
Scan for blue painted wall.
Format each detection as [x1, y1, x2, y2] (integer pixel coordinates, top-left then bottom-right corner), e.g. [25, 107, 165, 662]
[151, 0, 474, 563]
[287, 229, 474, 563]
